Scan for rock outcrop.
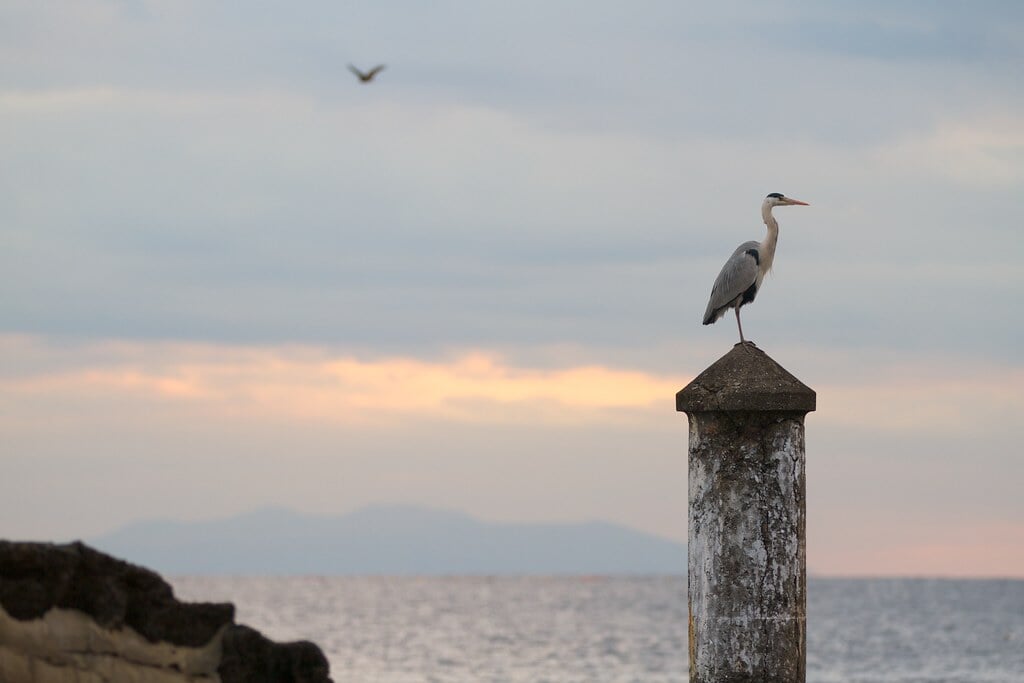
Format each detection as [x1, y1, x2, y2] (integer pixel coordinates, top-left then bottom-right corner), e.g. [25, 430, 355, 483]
[0, 541, 331, 683]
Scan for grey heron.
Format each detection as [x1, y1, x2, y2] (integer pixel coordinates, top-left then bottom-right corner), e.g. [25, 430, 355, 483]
[348, 64, 386, 83]
[702, 192, 809, 343]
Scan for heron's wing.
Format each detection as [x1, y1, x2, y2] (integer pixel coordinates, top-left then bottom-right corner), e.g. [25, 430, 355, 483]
[366, 65, 386, 78]
[702, 241, 759, 324]
[347, 64, 366, 78]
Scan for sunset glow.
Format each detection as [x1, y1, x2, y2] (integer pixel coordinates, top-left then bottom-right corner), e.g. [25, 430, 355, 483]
[3, 2, 1021, 581]
[2, 336, 683, 426]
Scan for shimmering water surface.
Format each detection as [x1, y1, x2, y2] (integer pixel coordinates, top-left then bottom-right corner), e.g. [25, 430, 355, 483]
[173, 576, 1024, 683]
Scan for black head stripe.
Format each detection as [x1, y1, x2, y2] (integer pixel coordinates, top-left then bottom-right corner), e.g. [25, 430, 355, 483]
[766, 192, 784, 199]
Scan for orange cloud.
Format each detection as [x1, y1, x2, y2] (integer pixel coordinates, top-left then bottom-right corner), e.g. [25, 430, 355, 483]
[1, 336, 683, 427]
[4, 334, 1020, 434]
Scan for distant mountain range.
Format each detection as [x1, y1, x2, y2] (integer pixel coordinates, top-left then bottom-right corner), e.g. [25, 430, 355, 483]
[91, 504, 686, 575]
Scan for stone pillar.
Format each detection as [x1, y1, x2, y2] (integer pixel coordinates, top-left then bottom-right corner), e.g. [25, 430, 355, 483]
[676, 342, 815, 683]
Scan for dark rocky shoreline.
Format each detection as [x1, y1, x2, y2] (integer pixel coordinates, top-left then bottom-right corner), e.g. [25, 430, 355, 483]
[0, 540, 332, 682]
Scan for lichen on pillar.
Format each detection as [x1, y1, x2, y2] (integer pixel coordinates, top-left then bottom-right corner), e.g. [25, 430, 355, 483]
[677, 342, 815, 683]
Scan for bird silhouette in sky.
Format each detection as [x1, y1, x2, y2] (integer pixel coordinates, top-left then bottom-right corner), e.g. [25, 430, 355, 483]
[348, 64, 386, 83]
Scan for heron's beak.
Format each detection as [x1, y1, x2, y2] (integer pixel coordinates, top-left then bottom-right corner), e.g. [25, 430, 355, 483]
[784, 197, 810, 206]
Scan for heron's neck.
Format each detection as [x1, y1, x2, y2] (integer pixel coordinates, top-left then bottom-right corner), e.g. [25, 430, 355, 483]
[760, 204, 779, 272]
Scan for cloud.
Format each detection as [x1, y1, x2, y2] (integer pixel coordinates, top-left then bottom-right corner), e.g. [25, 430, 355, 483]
[5, 334, 1020, 437]
[778, 19, 1006, 63]
[5, 333, 1022, 579]
[816, 367, 1023, 435]
[1, 335, 684, 428]
[2, 2, 1022, 578]
[2, 2, 1022, 361]
[873, 116, 1024, 187]
[4, 79, 1018, 361]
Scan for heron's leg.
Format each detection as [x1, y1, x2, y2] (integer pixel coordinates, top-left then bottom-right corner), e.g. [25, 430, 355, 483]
[735, 306, 745, 343]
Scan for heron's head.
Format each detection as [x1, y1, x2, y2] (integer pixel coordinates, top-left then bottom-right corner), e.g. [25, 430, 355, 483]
[764, 192, 809, 208]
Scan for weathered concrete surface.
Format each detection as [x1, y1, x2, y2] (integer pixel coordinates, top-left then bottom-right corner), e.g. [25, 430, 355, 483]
[0, 541, 331, 683]
[677, 342, 814, 683]
[676, 341, 815, 413]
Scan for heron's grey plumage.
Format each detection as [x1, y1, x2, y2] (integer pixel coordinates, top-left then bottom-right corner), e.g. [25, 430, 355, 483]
[701, 193, 809, 343]
[703, 240, 761, 325]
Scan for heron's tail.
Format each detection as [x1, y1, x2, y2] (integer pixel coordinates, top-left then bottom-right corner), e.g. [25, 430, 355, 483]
[702, 304, 723, 326]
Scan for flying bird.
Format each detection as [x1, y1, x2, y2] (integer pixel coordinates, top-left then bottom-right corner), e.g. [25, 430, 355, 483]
[702, 192, 810, 343]
[348, 64, 386, 83]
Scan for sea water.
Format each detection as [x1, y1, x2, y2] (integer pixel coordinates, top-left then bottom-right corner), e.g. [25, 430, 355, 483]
[173, 576, 1024, 683]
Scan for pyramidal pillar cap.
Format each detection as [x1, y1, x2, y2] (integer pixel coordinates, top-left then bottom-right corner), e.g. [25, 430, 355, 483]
[676, 341, 816, 413]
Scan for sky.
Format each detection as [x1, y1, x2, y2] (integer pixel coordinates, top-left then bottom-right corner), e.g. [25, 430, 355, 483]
[2, 0, 1022, 577]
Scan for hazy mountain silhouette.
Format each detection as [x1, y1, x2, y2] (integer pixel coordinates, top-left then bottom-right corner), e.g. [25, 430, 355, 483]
[91, 504, 686, 575]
